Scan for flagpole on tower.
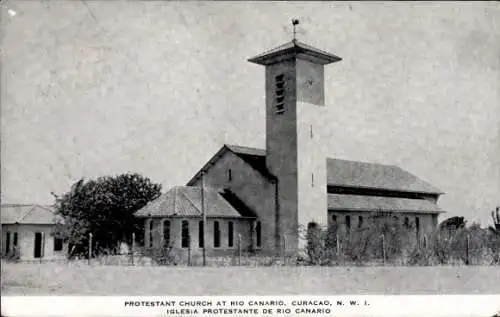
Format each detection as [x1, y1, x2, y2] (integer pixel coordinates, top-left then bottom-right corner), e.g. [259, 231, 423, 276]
[292, 18, 299, 43]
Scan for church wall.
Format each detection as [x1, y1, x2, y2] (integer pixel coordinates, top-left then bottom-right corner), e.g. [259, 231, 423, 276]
[327, 210, 438, 245]
[144, 217, 253, 261]
[296, 100, 328, 252]
[189, 150, 277, 254]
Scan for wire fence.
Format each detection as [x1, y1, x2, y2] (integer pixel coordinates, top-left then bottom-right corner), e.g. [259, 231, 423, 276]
[3, 225, 499, 267]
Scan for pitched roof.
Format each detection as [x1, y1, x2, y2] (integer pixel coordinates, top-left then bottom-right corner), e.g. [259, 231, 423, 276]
[188, 144, 442, 195]
[327, 158, 443, 194]
[1, 204, 61, 225]
[248, 40, 342, 66]
[225, 145, 275, 181]
[328, 194, 444, 214]
[186, 144, 275, 185]
[134, 186, 256, 218]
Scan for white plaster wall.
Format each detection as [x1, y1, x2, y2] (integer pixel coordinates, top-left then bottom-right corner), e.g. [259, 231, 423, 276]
[190, 150, 276, 253]
[296, 101, 329, 250]
[1, 224, 66, 260]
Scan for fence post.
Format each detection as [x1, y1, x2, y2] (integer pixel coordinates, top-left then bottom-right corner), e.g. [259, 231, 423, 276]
[88, 233, 93, 266]
[465, 234, 470, 265]
[188, 239, 191, 266]
[131, 233, 135, 266]
[237, 234, 241, 266]
[381, 233, 386, 265]
[283, 235, 287, 265]
[336, 231, 340, 259]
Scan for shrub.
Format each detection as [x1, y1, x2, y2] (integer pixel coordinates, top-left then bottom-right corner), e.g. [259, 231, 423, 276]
[302, 216, 499, 266]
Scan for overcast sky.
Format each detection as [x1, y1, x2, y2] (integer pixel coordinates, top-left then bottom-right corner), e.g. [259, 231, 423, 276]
[1, 1, 499, 226]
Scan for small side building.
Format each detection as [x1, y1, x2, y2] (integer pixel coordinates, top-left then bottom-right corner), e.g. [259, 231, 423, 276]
[135, 186, 257, 263]
[1, 204, 67, 261]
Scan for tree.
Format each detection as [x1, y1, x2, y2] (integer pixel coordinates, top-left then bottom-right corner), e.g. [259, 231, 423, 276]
[439, 216, 466, 233]
[53, 173, 161, 257]
[489, 207, 500, 235]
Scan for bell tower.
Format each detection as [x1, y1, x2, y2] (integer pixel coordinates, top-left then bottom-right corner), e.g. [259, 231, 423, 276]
[248, 20, 342, 254]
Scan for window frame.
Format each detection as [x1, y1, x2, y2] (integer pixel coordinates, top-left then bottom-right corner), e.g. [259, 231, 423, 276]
[54, 236, 63, 252]
[345, 215, 351, 232]
[213, 221, 221, 248]
[228, 221, 234, 248]
[163, 219, 171, 248]
[181, 220, 190, 249]
[255, 221, 262, 248]
[148, 219, 154, 248]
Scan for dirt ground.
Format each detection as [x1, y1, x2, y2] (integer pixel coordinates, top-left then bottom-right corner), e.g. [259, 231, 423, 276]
[2, 262, 500, 295]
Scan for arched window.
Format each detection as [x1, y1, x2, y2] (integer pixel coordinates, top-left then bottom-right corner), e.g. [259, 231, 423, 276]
[358, 216, 364, 228]
[181, 220, 190, 248]
[345, 215, 351, 232]
[5, 232, 11, 254]
[415, 216, 420, 239]
[331, 214, 337, 225]
[213, 221, 221, 248]
[228, 221, 234, 247]
[256, 221, 262, 248]
[163, 220, 171, 247]
[149, 220, 154, 248]
[198, 221, 204, 248]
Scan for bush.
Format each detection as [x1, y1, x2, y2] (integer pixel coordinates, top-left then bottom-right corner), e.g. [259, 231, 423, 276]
[303, 218, 500, 266]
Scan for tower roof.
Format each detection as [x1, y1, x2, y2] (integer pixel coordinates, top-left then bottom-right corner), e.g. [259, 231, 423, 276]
[248, 40, 342, 66]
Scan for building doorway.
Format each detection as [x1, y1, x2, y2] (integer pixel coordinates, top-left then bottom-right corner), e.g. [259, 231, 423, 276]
[34, 232, 43, 258]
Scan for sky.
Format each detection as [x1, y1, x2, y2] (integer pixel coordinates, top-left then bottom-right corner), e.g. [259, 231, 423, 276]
[1, 1, 499, 226]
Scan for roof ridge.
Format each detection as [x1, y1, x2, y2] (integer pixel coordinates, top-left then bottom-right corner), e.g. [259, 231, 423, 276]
[225, 144, 266, 154]
[179, 187, 202, 216]
[17, 205, 38, 223]
[327, 157, 397, 168]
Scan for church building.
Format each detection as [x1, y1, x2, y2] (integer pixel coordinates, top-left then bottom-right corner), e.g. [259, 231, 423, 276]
[135, 33, 445, 262]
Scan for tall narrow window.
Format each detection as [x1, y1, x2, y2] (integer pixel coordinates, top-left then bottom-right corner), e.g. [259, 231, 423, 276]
[331, 214, 337, 224]
[358, 216, 364, 228]
[54, 237, 63, 251]
[310, 124, 313, 138]
[345, 215, 351, 232]
[415, 217, 420, 239]
[13, 232, 18, 248]
[5, 232, 11, 254]
[198, 221, 204, 248]
[311, 173, 314, 187]
[181, 220, 190, 248]
[149, 220, 154, 248]
[256, 221, 262, 248]
[213, 221, 221, 248]
[228, 221, 234, 247]
[228, 169, 232, 182]
[34, 232, 43, 258]
[163, 220, 171, 247]
[275, 74, 285, 113]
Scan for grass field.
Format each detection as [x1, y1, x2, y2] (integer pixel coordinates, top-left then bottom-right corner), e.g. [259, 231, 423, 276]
[2, 262, 500, 295]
